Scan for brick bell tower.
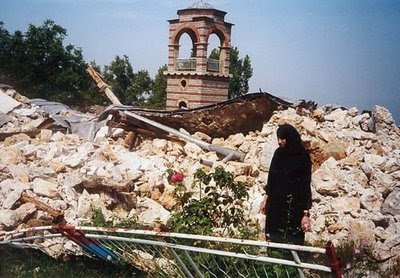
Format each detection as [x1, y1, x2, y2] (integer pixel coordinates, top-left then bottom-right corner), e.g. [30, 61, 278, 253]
[165, 1, 233, 110]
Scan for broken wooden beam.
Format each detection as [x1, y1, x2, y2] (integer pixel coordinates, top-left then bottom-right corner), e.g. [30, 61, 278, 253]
[86, 65, 122, 105]
[0, 127, 67, 142]
[123, 111, 246, 162]
[0, 130, 41, 141]
[20, 193, 64, 222]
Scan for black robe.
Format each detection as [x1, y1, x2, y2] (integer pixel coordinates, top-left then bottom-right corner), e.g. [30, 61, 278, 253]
[264, 126, 312, 245]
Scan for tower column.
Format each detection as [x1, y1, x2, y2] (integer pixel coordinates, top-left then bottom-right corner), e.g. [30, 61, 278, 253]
[195, 42, 208, 72]
[220, 46, 231, 75]
[168, 44, 180, 72]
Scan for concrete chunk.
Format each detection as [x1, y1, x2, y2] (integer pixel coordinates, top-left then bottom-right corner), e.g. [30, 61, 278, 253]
[0, 91, 21, 114]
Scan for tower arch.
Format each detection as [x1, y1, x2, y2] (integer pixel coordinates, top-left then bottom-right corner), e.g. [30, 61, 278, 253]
[172, 26, 200, 46]
[206, 28, 229, 47]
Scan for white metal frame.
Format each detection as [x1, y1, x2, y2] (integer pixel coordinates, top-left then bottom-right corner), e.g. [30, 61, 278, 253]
[0, 225, 334, 277]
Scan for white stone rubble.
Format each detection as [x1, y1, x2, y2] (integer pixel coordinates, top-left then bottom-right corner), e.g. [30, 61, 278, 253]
[0, 87, 399, 272]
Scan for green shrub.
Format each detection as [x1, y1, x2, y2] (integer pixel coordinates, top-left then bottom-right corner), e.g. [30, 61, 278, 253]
[168, 166, 259, 238]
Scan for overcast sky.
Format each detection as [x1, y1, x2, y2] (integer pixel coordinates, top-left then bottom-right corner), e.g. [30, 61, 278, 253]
[1, 0, 399, 122]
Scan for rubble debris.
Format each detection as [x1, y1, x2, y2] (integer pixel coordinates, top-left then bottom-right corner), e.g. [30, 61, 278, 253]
[123, 110, 246, 162]
[88, 61, 292, 139]
[20, 192, 64, 222]
[30, 99, 70, 115]
[0, 130, 42, 142]
[88, 66, 246, 162]
[0, 112, 11, 128]
[0, 91, 21, 114]
[0, 85, 399, 273]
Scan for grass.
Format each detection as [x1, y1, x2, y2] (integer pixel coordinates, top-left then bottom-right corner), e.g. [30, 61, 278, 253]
[0, 246, 146, 278]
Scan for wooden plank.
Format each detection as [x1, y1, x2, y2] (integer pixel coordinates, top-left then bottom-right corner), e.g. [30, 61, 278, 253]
[0, 130, 41, 141]
[86, 65, 122, 105]
[20, 193, 64, 222]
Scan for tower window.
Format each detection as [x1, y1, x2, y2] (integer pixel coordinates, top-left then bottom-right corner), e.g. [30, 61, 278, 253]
[178, 101, 188, 108]
[181, 79, 187, 88]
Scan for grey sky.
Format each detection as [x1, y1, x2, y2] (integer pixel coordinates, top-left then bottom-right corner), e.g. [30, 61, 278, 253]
[1, 0, 399, 122]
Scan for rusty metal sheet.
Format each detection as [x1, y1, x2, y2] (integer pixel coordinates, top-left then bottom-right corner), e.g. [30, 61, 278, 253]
[99, 92, 291, 138]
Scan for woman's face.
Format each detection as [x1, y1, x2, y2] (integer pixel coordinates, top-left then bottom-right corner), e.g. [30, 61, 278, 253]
[278, 137, 287, 148]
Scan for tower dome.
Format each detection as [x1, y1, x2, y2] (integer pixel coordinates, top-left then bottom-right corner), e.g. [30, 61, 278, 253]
[188, 1, 214, 9]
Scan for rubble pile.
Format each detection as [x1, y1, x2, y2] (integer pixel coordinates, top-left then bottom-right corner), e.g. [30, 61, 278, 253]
[0, 86, 399, 271]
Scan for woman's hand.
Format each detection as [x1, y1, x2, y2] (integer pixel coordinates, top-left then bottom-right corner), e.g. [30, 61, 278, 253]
[301, 215, 311, 232]
[259, 194, 267, 215]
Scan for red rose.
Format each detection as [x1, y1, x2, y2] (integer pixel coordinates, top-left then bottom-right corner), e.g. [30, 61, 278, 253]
[170, 172, 184, 183]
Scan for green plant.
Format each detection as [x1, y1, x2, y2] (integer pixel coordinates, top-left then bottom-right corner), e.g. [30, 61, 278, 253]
[82, 206, 139, 229]
[166, 166, 318, 276]
[168, 166, 258, 238]
[272, 194, 304, 245]
[0, 245, 144, 277]
[334, 240, 378, 275]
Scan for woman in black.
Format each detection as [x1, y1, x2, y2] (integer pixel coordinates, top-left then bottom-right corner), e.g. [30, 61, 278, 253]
[262, 124, 312, 245]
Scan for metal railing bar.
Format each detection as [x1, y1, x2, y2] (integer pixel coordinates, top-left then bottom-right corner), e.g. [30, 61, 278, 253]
[9, 242, 39, 249]
[176, 58, 196, 71]
[0, 232, 24, 241]
[86, 234, 332, 272]
[137, 240, 156, 257]
[0, 226, 336, 275]
[103, 239, 179, 276]
[207, 58, 220, 72]
[284, 266, 290, 278]
[0, 233, 62, 244]
[291, 250, 305, 278]
[77, 226, 326, 254]
[0, 225, 53, 237]
[221, 256, 236, 277]
[291, 250, 302, 264]
[98, 239, 124, 260]
[149, 246, 178, 276]
[183, 250, 204, 278]
[169, 247, 194, 278]
[264, 265, 270, 278]
[239, 259, 252, 277]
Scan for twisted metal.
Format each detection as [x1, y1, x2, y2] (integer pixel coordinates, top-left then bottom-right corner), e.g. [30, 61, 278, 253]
[0, 225, 337, 277]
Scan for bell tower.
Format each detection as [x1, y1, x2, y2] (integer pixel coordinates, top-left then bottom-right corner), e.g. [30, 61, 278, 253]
[165, 1, 233, 110]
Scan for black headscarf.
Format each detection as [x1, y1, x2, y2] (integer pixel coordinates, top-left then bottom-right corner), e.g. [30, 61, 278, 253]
[276, 124, 306, 155]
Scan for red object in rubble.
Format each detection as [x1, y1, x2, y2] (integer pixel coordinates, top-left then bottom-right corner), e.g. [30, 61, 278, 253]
[326, 240, 343, 278]
[169, 172, 184, 183]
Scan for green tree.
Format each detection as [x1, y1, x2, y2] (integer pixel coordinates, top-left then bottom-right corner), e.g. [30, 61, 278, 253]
[146, 64, 167, 109]
[103, 55, 134, 104]
[129, 69, 153, 106]
[209, 46, 253, 99]
[239, 53, 253, 97]
[228, 47, 253, 98]
[0, 21, 12, 80]
[103, 55, 153, 106]
[0, 24, 27, 86]
[0, 20, 97, 105]
[209, 48, 220, 60]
